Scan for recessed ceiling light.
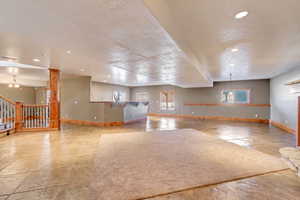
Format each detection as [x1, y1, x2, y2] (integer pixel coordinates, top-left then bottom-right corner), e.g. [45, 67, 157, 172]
[232, 48, 239, 52]
[66, 50, 71, 54]
[33, 58, 40, 62]
[235, 11, 248, 19]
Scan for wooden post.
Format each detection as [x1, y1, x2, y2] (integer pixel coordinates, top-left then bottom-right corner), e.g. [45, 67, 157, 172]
[15, 102, 23, 132]
[297, 96, 300, 147]
[49, 68, 60, 129]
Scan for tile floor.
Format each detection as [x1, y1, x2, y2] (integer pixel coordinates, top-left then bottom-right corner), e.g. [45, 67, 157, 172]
[0, 117, 299, 200]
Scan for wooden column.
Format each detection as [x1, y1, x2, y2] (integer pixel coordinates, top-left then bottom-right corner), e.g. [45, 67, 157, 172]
[15, 102, 23, 132]
[49, 69, 60, 129]
[297, 96, 300, 147]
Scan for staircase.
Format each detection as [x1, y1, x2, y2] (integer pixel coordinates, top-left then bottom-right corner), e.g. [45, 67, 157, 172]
[0, 95, 53, 135]
[0, 96, 15, 135]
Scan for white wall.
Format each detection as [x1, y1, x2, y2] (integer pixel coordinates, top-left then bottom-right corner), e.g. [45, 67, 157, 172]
[270, 67, 300, 130]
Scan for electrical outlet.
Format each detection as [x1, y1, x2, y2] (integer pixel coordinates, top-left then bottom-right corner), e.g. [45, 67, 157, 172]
[74, 100, 78, 104]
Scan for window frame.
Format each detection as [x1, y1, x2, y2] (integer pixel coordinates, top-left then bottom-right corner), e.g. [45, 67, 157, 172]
[221, 89, 251, 104]
[160, 90, 175, 111]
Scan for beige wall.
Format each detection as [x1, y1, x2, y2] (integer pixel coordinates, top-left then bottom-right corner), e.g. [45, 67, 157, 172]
[61, 76, 105, 122]
[91, 82, 130, 102]
[0, 83, 36, 104]
[131, 80, 270, 119]
[61, 76, 149, 123]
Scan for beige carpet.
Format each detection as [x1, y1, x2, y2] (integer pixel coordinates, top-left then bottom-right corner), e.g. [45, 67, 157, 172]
[93, 129, 287, 200]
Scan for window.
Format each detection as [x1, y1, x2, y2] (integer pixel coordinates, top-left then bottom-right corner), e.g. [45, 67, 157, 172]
[160, 90, 175, 111]
[221, 89, 250, 104]
[135, 92, 148, 102]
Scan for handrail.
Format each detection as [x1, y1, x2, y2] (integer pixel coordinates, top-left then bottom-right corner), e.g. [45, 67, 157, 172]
[0, 95, 16, 105]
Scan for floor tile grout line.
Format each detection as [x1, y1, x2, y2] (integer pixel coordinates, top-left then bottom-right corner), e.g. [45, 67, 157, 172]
[133, 168, 290, 200]
[4, 183, 70, 197]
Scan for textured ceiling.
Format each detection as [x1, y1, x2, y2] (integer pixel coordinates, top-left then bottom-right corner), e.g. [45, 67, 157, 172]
[0, 0, 299, 87]
[0, 0, 209, 88]
[144, 0, 300, 82]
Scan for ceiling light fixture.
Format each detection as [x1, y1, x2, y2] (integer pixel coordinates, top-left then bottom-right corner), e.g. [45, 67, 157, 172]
[66, 50, 71, 54]
[8, 67, 18, 74]
[80, 69, 85, 72]
[235, 11, 248, 19]
[230, 64, 235, 67]
[8, 75, 20, 88]
[232, 48, 239, 52]
[33, 58, 40, 62]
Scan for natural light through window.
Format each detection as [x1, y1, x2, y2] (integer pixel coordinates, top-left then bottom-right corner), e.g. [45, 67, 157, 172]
[160, 90, 175, 111]
[221, 89, 250, 104]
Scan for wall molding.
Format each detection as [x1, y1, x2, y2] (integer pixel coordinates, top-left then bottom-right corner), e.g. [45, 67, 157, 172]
[270, 120, 296, 135]
[148, 113, 269, 124]
[124, 118, 147, 124]
[184, 103, 271, 107]
[61, 119, 124, 127]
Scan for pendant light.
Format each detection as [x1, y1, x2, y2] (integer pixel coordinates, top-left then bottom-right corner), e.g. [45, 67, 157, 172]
[8, 75, 20, 88]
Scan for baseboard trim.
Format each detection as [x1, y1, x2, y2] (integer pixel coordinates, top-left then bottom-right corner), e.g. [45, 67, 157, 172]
[148, 113, 269, 124]
[20, 128, 59, 132]
[270, 120, 296, 134]
[124, 118, 147, 124]
[184, 103, 271, 107]
[61, 119, 124, 127]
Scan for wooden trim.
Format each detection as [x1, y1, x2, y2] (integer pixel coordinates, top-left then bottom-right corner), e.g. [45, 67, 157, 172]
[61, 119, 124, 127]
[20, 128, 59, 132]
[23, 104, 49, 107]
[15, 102, 23, 131]
[270, 120, 296, 134]
[0, 95, 16, 105]
[49, 69, 60, 129]
[297, 96, 300, 146]
[148, 113, 269, 124]
[184, 103, 271, 107]
[90, 101, 114, 104]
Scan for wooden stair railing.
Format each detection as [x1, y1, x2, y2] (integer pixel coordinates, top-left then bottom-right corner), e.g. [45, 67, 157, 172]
[0, 96, 16, 135]
[22, 104, 50, 130]
[0, 95, 53, 134]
